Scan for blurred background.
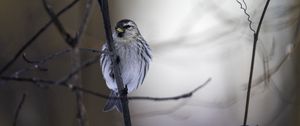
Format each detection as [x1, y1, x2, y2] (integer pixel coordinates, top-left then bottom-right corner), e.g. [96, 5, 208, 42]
[0, 0, 299, 126]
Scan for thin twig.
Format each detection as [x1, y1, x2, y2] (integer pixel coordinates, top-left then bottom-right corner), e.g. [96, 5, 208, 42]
[79, 48, 102, 53]
[236, 0, 256, 33]
[71, 3, 94, 124]
[23, 49, 71, 64]
[13, 49, 71, 77]
[75, 0, 94, 43]
[72, 52, 85, 126]
[13, 93, 26, 126]
[0, 0, 79, 75]
[97, 0, 131, 125]
[1, 76, 56, 84]
[12, 48, 100, 77]
[57, 56, 99, 84]
[1, 76, 210, 102]
[22, 53, 39, 64]
[242, 0, 271, 126]
[128, 78, 211, 101]
[42, 0, 75, 47]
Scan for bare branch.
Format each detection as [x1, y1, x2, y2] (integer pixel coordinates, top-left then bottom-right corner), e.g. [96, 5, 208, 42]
[70, 1, 94, 124]
[128, 78, 211, 101]
[1, 76, 210, 102]
[13, 49, 71, 77]
[79, 48, 102, 54]
[75, 0, 94, 43]
[0, 0, 79, 75]
[57, 56, 99, 85]
[41, 2, 95, 124]
[22, 53, 39, 64]
[13, 93, 26, 126]
[97, 0, 131, 125]
[236, 0, 256, 33]
[42, 0, 75, 47]
[241, 0, 272, 125]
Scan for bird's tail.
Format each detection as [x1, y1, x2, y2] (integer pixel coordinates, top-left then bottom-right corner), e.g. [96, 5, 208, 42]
[103, 91, 123, 113]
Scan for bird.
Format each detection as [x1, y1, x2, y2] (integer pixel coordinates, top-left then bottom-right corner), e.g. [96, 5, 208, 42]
[100, 19, 152, 112]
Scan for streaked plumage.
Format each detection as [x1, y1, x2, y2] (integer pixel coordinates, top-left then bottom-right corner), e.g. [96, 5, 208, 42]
[100, 19, 152, 112]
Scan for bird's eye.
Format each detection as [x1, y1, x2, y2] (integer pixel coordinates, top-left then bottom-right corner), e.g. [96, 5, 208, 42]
[123, 25, 133, 29]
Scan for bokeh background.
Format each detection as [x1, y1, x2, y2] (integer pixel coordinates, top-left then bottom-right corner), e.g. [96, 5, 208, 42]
[0, 0, 299, 126]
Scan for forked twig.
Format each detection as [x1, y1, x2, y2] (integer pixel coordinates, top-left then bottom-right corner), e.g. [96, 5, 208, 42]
[0, 0, 79, 75]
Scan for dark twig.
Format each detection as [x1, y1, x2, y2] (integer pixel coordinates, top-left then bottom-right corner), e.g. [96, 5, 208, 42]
[42, 0, 94, 124]
[236, 0, 256, 33]
[0, 0, 79, 75]
[241, 0, 271, 126]
[1, 76, 210, 102]
[42, 0, 75, 47]
[22, 53, 39, 64]
[73, 0, 94, 123]
[1, 76, 56, 84]
[13, 93, 26, 126]
[79, 48, 102, 54]
[128, 78, 211, 101]
[97, 0, 131, 125]
[14, 49, 71, 77]
[13, 48, 99, 77]
[58, 56, 99, 85]
[71, 47, 93, 126]
[23, 49, 71, 65]
[75, 0, 93, 43]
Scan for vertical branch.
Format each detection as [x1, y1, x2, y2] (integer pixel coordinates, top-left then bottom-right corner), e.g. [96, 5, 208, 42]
[13, 93, 26, 126]
[75, 0, 93, 43]
[242, 0, 271, 126]
[71, 0, 93, 125]
[43, 0, 94, 125]
[72, 0, 93, 125]
[72, 48, 88, 126]
[97, 0, 132, 126]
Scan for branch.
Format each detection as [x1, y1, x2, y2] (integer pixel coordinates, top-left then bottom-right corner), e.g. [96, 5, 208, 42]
[75, 0, 93, 43]
[0, 76, 210, 102]
[42, 0, 75, 47]
[41, 2, 94, 124]
[0, 0, 79, 75]
[12, 48, 100, 78]
[57, 56, 99, 85]
[128, 78, 211, 101]
[97, 0, 131, 126]
[241, 0, 271, 126]
[71, 1, 93, 125]
[13, 93, 26, 126]
[79, 48, 102, 53]
[13, 49, 71, 77]
[236, 0, 255, 33]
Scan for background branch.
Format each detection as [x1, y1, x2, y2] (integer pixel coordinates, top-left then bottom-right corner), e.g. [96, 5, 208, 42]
[42, 0, 95, 125]
[0, 0, 79, 75]
[13, 49, 71, 77]
[236, 0, 255, 33]
[1, 76, 210, 102]
[13, 93, 26, 126]
[75, 0, 93, 43]
[42, 0, 75, 47]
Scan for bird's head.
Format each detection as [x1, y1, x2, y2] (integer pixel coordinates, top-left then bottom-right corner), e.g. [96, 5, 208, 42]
[114, 19, 140, 42]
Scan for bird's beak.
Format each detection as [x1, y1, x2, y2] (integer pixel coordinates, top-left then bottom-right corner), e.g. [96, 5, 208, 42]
[116, 27, 124, 33]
